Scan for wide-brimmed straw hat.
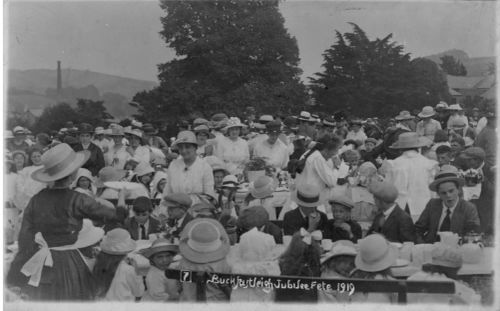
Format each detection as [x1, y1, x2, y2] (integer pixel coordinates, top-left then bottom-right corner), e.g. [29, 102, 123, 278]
[221, 175, 239, 189]
[395, 111, 414, 121]
[291, 184, 321, 208]
[100, 228, 137, 255]
[31, 143, 90, 182]
[297, 111, 312, 122]
[141, 238, 179, 259]
[124, 126, 143, 139]
[429, 165, 465, 192]
[134, 162, 155, 177]
[193, 118, 209, 127]
[172, 131, 198, 148]
[355, 234, 397, 272]
[418, 106, 436, 118]
[321, 240, 357, 264]
[179, 218, 230, 264]
[435, 101, 449, 111]
[249, 175, 276, 199]
[108, 126, 125, 136]
[223, 117, 247, 131]
[73, 219, 105, 249]
[13, 126, 26, 135]
[390, 132, 431, 149]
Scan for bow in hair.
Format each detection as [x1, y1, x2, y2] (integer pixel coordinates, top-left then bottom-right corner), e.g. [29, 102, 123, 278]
[299, 228, 322, 245]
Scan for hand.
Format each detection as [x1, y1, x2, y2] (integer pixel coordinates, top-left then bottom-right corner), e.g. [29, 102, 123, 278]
[339, 222, 352, 233]
[119, 187, 131, 198]
[308, 212, 321, 231]
[332, 156, 341, 168]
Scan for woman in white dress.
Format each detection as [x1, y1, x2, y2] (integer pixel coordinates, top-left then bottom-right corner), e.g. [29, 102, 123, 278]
[105, 126, 131, 169]
[125, 127, 150, 165]
[216, 117, 249, 175]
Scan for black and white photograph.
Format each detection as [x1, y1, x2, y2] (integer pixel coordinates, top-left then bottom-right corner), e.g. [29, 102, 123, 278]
[2, 0, 498, 309]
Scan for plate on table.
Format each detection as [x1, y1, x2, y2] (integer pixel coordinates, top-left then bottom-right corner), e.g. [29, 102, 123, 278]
[391, 258, 410, 267]
[104, 181, 144, 191]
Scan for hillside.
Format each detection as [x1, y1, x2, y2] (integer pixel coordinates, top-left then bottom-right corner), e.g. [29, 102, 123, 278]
[6, 68, 158, 118]
[424, 49, 495, 76]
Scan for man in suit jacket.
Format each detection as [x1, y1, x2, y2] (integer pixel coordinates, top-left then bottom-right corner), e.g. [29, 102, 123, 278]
[73, 123, 105, 176]
[415, 165, 480, 244]
[283, 185, 328, 236]
[124, 196, 163, 240]
[367, 180, 416, 243]
[164, 193, 194, 239]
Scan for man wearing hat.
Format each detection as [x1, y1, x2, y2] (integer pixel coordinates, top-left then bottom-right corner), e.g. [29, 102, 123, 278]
[7, 126, 31, 154]
[416, 106, 442, 141]
[143, 123, 169, 153]
[415, 165, 480, 244]
[381, 111, 414, 160]
[366, 181, 415, 243]
[164, 193, 194, 239]
[252, 120, 290, 170]
[297, 111, 316, 139]
[435, 101, 451, 130]
[92, 126, 112, 154]
[73, 123, 105, 176]
[385, 132, 436, 220]
[346, 119, 367, 145]
[283, 184, 329, 236]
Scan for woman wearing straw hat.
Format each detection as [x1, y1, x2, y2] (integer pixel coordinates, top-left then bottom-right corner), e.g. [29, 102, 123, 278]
[7, 143, 127, 301]
[384, 132, 438, 220]
[73, 123, 106, 177]
[416, 106, 442, 141]
[104, 125, 131, 169]
[194, 124, 215, 157]
[216, 117, 250, 175]
[124, 126, 151, 165]
[164, 131, 215, 198]
[243, 175, 280, 220]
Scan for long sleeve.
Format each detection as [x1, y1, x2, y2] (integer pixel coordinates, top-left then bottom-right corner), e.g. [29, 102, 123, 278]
[398, 213, 416, 243]
[311, 155, 339, 187]
[95, 147, 105, 175]
[145, 270, 177, 301]
[125, 266, 145, 298]
[202, 162, 215, 197]
[386, 162, 410, 209]
[414, 201, 433, 243]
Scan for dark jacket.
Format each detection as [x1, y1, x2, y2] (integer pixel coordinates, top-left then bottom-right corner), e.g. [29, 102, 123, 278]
[124, 216, 162, 240]
[415, 198, 480, 244]
[367, 204, 416, 243]
[170, 213, 194, 238]
[282, 208, 328, 236]
[263, 221, 283, 244]
[324, 219, 362, 243]
[73, 143, 105, 176]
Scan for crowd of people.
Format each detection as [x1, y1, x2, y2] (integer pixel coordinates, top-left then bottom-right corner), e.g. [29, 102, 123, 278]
[3, 101, 496, 303]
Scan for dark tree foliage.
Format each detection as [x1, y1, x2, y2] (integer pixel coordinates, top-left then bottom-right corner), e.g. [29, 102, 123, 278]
[309, 23, 451, 118]
[133, 0, 307, 122]
[440, 55, 467, 76]
[75, 98, 112, 125]
[33, 103, 81, 133]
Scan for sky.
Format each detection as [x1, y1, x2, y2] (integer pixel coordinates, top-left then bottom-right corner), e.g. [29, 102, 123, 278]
[5, 0, 497, 82]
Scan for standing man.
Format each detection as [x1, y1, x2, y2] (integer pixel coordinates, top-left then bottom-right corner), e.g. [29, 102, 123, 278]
[73, 123, 105, 176]
[415, 165, 480, 243]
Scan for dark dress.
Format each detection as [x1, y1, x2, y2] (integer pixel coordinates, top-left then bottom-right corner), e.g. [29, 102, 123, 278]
[7, 188, 125, 301]
[73, 143, 105, 176]
[324, 219, 362, 243]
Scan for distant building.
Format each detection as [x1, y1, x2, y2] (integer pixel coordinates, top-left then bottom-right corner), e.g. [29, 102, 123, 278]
[447, 74, 495, 105]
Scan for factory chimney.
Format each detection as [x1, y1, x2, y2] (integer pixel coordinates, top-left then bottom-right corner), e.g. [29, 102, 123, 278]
[57, 61, 62, 96]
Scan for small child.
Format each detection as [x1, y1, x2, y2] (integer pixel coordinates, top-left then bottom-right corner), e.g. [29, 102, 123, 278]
[71, 168, 96, 197]
[140, 238, 181, 301]
[318, 240, 357, 302]
[132, 162, 155, 196]
[93, 228, 147, 301]
[150, 171, 168, 200]
[217, 175, 239, 217]
[325, 196, 362, 243]
[124, 196, 162, 241]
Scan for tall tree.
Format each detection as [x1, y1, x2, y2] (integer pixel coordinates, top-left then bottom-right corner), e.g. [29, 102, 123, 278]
[134, 0, 307, 122]
[75, 98, 112, 126]
[440, 55, 467, 76]
[33, 103, 81, 133]
[309, 23, 451, 117]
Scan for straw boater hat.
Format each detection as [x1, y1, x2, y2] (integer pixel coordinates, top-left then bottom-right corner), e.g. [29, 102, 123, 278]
[13, 126, 26, 135]
[418, 106, 436, 118]
[448, 104, 463, 111]
[124, 127, 143, 139]
[179, 218, 230, 264]
[390, 132, 431, 149]
[141, 238, 179, 259]
[94, 127, 105, 135]
[73, 219, 105, 249]
[258, 115, 274, 124]
[429, 165, 465, 192]
[297, 111, 312, 122]
[100, 228, 137, 255]
[291, 184, 321, 208]
[31, 143, 90, 182]
[355, 234, 397, 272]
[320, 240, 357, 264]
[435, 101, 449, 111]
[322, 117, 336, 127]
[249, 175, 276, 199]
[395, 111, 414, 121]
[172, 131, 198, 148]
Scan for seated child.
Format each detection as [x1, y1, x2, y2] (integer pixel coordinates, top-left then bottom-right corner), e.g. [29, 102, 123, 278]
[140, 238, 181, 301]
[325, 196, 362, 243]
[124, 196, 162, 240]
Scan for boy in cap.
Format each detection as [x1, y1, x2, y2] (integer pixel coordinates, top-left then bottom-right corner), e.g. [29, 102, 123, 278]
[124, 196, 162, 240]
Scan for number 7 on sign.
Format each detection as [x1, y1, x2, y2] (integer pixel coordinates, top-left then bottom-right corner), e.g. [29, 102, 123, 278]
[180, 270, 192, 282]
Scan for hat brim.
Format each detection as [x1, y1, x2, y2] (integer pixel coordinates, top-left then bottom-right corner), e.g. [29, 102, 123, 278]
[321, 250, 357, 264]
[172, 140, 198, 149]
[31, 150, 90, 182]
[394, 116, 414, 121]
[223, 124, 247, 131]
[390, 137, 431, 149]
[100, 239, 137, 255]
[354, 246, 397, 272]
[195, 130, 216, 139]
[141, 245, 179, 259]
[73, 227, 105, 249]
[418, 112, 435, 118]
[291, 190, 320, 208]
[179, 239, 230, 264]
[429, 176, 465, 192]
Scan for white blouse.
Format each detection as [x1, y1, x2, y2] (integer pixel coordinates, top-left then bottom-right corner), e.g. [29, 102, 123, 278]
[216, 137, 250, 174]
[105, 261, 145, 302]
[165, 156, 215, 197]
